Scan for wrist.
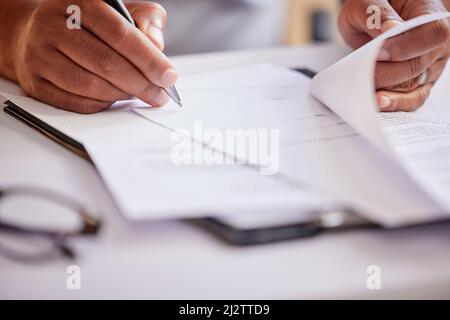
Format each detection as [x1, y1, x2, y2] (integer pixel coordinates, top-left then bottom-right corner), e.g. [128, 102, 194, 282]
[0, 1, 40, 81]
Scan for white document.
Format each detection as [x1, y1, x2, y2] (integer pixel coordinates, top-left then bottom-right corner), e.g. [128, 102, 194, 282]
[133, 13, 450, 226]
[3, 13, 450, 226]
[1, 93, 339, 221]
[133, 64, 444, 227]
[310, 13, 450, 224]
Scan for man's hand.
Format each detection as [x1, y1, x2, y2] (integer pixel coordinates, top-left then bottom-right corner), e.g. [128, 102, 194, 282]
[10, 0, 175, 114]
[339, 0, 450, 112]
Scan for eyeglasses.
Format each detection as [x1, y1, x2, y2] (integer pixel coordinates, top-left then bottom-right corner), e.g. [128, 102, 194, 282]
[0, 186, 101, 264]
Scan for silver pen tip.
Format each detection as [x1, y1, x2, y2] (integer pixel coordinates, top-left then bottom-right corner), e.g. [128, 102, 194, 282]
[163, 86, 182, 108]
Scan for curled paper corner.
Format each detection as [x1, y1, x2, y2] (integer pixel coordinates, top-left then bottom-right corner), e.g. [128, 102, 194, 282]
[310, 12, 450, 156]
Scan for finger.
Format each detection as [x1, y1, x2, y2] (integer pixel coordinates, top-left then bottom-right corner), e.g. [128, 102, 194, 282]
[28, 77, 112, 114]
[375, 51, 439, 88]
[36, 49, 130, 102]
[380, 19, 450, 62]
[338, 0, 403, 49]
[126, 1, 167, 50]
[79, 1, 177, 88]
[385, 58, 448, 93]
[54, 25, 169, 107]
[377, 84, 433, 112]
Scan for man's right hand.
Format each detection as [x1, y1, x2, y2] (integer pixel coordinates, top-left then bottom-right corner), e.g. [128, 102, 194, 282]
[12, 0, 176, 114]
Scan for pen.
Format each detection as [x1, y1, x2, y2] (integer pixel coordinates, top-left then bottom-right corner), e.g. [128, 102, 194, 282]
[103, 0, 182, 107]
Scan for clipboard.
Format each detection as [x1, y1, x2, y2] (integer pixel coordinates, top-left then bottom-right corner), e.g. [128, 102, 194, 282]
[3, 68, 378, 245]
[4, 99, 91, 161]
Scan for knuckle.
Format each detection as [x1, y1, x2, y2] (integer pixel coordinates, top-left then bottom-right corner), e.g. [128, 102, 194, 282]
[64, 64, 82, 87]
[408, 56, 425, 77]
[397, 77, 419, 92]
[430, 21, 450, 44]
[50, 63, 83, 95]
[84, 78, 109, 100]
[375, 70, 387, 89]
[114, 23, 134, 51]
[395, 95, 406, 111]
[96, 48, 116, 75]
[401, 88, 430, 112]
[416, 88, 430, 106]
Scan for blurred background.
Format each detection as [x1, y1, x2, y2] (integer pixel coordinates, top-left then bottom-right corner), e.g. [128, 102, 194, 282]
[285, 0, 343, 45]
[161, 0, 343, 56]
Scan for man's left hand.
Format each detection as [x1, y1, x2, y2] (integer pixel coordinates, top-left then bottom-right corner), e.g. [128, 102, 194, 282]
[339, 0, 450, 112]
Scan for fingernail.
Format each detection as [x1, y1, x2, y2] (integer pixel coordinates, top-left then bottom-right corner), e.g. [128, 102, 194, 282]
[379, 95, 391, 110]
[148, 25, 164, 50]
[377, 48, 390, 61]
[160, 68, 178, 87]
[153, 90, 170, 107]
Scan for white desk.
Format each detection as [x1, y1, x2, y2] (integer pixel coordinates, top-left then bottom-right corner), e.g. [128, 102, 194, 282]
[1, 44, 450, 299]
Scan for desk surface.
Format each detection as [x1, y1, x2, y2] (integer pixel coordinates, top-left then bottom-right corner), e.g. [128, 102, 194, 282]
[1, 44, 450, 299]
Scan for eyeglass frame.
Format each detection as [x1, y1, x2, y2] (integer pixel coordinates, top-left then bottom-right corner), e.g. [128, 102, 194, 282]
[0, 186, 101, 261]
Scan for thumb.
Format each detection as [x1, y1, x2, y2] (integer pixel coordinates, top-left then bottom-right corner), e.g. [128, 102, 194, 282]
[126, 2, 167, 51]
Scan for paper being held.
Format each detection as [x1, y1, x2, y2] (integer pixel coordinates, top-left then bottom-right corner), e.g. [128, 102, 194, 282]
[310, 13, 450, 220]
[310, 12, 450, 153]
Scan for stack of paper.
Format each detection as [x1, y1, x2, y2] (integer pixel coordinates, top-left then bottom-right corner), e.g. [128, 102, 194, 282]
[3, 13, 450, 227]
